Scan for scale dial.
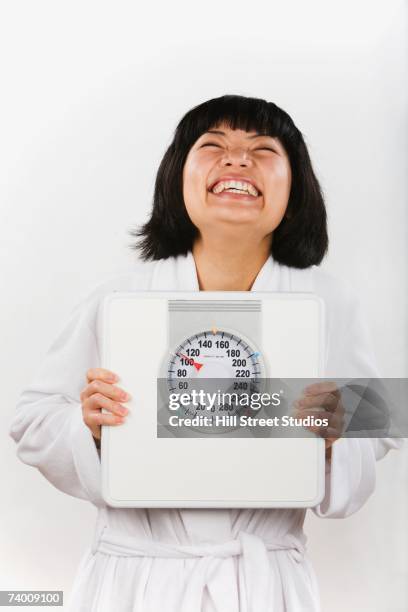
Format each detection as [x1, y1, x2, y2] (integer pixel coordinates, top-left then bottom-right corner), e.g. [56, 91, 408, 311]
[165, 328, 265, 432]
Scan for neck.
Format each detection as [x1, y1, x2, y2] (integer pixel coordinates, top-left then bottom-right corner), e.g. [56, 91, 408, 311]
[192, 233, 272, 291]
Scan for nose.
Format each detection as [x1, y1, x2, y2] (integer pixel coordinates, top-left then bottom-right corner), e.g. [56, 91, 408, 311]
[220, 147, 253, 168]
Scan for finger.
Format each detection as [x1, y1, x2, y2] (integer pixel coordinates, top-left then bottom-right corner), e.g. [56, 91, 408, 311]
[88, 423, 101, 440]
[295, 392, 341, 412]
[83, 393, 129, 417]
[86, 368, 119, 384]
[308, 420, 337, 440]
[92, 430, 100, 440]
[293, 408, 328, 429]
[81, 380, 130, 403]
[297, 407, 343, 430]
[294, 409, 344, 438]
[86, 411, 126, 427]
[303, 382, 339, 396]
[83, 412, 125, 439]
[318, 422, 343, 440]
[325, 438, 338, 450]
[84, 412, 126, 437]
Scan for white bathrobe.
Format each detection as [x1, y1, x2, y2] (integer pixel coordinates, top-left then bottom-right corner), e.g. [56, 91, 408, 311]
[9, 252, 400, 612]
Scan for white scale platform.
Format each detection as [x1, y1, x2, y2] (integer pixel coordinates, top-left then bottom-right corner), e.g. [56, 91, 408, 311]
[100, 291, 326, 508]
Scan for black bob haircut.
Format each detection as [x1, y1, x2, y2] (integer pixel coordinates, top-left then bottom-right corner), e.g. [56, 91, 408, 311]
[131, 94, 328, 268]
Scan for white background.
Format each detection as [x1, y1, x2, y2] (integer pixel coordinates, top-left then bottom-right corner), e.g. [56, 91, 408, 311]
[1, 1, 407, 610]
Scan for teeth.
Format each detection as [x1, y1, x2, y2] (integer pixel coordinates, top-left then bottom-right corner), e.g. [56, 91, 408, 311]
[212, 180, 259, 197]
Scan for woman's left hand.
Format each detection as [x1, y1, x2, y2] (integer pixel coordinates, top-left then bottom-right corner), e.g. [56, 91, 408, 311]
[293, 381, 345, 461]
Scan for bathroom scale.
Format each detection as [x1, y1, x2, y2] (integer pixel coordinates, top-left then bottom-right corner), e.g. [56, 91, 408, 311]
[99, 291, 326, 508]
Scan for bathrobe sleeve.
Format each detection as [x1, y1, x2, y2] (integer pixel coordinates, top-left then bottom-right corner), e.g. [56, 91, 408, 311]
[9, 287, 111, 507]
[312, 278, 402, 518]
[8, 257, 181, 507]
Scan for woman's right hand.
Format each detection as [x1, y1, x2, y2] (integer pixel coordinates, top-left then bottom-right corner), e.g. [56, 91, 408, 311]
[80, 368, 130, 441]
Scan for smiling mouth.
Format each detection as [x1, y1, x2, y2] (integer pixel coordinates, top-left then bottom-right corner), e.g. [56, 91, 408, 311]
[209, 179, 261, 198]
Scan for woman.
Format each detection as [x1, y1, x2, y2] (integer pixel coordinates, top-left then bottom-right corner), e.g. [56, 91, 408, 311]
[9, 95, 399, 611]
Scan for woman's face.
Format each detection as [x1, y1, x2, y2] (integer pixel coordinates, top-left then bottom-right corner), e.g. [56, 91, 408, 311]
[182, 123, 292, 238]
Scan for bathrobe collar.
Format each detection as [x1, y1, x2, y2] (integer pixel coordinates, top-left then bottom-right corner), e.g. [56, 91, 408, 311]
[150, 250, 313, 293]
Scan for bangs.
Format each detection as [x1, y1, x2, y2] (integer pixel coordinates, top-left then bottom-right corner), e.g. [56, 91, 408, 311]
[174, 95, 298, 149]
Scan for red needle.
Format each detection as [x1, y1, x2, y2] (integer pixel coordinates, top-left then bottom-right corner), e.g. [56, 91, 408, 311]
[177, 352, 204, 372]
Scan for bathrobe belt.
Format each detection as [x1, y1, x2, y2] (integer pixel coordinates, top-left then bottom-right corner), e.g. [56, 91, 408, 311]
[94, 527, 306, 610]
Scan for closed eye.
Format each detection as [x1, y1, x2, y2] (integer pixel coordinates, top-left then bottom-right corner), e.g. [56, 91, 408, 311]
[200, 142, 222, 148]
[255, 147, 278, 153]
